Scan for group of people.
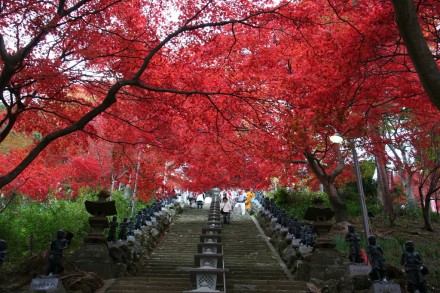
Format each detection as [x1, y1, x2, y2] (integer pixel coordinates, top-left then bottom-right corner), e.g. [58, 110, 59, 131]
[187, 192, 206, 209]
[219, 189, 256, 224]
[184, 188, 257, 224]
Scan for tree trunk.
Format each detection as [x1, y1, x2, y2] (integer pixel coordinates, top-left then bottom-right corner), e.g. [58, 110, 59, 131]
[392, 0, 440, 110]
[387, 142, 416, 207]
[419, 185, 435, 232]
[322, 181, 348, 222]
[421, 198, 434, 232]
[376, 156, 395, 221]
[436, 196, 439, 215]
[110, 175, 116, 194]
[400, 148, 416, 206]
[303, 149, 348, 223]
[402, 175, 415, 207]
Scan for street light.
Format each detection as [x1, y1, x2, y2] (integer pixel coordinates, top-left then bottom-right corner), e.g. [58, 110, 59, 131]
[330, 133, 371, 244]
[130, 150, 142, 219]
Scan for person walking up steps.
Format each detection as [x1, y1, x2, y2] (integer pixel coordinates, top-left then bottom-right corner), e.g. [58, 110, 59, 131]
[188, 192, 196, 208]
[246, 188, 256, 213]
[234, 190, 247, 216]
[196, 192, 205, 209]
[220, 196, 233, 224]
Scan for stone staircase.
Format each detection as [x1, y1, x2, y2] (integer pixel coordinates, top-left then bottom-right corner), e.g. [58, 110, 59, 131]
[100, 202, 309, 293]
[223, 213, 308, 293]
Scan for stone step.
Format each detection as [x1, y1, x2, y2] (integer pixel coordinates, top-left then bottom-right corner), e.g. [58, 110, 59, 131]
[106, 283, 192, 291]
[109, 276, 189, 282]
[135, 271, 190, 277]
[227, 279, 309, 292]
[105, 284, 191, 293]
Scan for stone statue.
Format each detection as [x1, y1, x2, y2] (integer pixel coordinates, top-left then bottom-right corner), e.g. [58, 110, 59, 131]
[300, 225, 315, 247]
[45, 230, 74, 275]
[400, 240, 429, 293]
[119, 218, 128, 241]
[345, 225, 363, 263]
[134, 211, 143, 230]
[287, 217, 300, 238]
[367, 236, 386, 281]
[277, 211, 288, 227]
[142, 208, 152, 225]
[107, 216, 118, 242]
[127, 218, 134, 236]
[0, 238, 7, 266]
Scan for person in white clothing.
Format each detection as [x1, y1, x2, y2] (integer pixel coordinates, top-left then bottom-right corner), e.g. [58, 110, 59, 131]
[220, 196, 233, 224]
[234, 190, 247, 215]
[196, 192, 205, 209]
[188, 192, 196, 208]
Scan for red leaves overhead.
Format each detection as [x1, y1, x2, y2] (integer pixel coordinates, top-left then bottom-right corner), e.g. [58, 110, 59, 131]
[1, 0, 440, 200]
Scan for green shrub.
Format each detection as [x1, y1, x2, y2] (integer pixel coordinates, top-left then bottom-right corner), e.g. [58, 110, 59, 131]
[272, 187, 290, 206]
[345, 200, 362, 216]
[344, 196, 382, 218]
[0, 188, 155, 262]
[396, 204, 422, 218]
[0, 193, 91, 260]
[112, 190, 135, 220]
[333, 236, 348, 255]
[269, 188, 328, 218]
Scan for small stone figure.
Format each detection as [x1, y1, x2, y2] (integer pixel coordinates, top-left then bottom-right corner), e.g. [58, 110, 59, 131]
[0, 238, 7, 266]
[127, 218, 134, 236]
[400, 240, 429, 293]
[345, 225, 363, 263]
[45, 230, 74, 275]
[134, 211, 143, 230]
[367, 236, 386, 281]
[277, 211, 288, 227]
[141, 208, 148, 225]
[107, 216, 118, 242]
[143, 208, 152, 224]
[119, 218, 128, 241]
[300, 225, 315, 247]
[287, 217, 300, 238]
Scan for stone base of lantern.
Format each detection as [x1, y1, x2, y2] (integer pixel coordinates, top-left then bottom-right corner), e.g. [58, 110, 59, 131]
[72, 243, 124, 279]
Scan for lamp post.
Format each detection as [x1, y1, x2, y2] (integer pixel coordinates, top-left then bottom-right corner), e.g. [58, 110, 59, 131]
[130, 149, 142, 219]
[330, 133, 371, 244]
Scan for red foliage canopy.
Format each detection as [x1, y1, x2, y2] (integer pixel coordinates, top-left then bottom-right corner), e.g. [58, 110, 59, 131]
[0, 0, 439, 201]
